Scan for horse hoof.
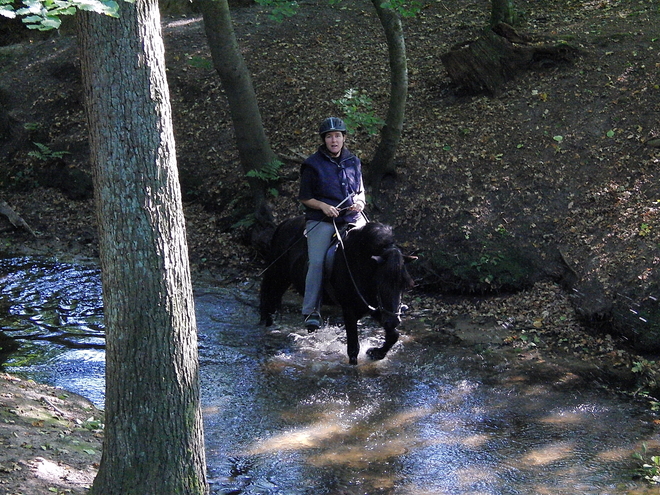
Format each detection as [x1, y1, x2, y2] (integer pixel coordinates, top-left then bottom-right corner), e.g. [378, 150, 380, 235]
[348, 356, 358, 365]
[260, 316, 273, 327]
[366, 347, 386, 361]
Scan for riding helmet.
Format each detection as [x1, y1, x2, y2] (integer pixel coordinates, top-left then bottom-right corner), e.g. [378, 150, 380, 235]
[318, 117, 347, 137]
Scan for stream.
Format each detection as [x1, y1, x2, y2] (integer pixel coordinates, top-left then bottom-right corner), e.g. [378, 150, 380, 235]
[1, 256, 659, 494]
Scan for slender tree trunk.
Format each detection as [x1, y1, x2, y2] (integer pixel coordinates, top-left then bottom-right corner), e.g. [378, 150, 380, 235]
[491, 0, 515, 26]
[78, 1, 208, 493]
[368, 0, 407, 190]
[196, 0, 278, 206]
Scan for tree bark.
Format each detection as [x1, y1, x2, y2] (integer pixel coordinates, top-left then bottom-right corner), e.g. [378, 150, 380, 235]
[490, 0, 515, 27]
[196, 0, 278, 207]
[441, 26, 577, 95]
[368, 0, 408, 190]
[77, 1, 208, 493]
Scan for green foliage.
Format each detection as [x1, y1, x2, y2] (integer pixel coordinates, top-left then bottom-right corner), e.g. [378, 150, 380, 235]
[332, 88, 384, 136]
[254, 0, 297, 22]
[245, 159, 282, 197]
[632, 358, 658, 390]
[1, 0, 124, 31]
[380, 0, 421, 17]
[633, 443, 660, 484]
[23, 122, 41, 131]
[186, 55, 213, 70]
[639, 223, 652, 236]
[429, 241, 536, 293]
[28, 142, 70, 161]
[495, 223, 510, 237]
[81, 417, 105, 431]
[232, 212, 255, 229]
[469, 253, 503, 286]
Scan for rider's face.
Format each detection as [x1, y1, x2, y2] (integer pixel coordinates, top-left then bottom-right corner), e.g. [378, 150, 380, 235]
[324, 131, 345, 157]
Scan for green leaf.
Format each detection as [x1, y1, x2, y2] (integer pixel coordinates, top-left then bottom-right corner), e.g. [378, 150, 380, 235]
[40, 16, 62, 28]
[606, 129, 615, 138]
[74, 0, 119, 15]
[0, 5, 17, 18]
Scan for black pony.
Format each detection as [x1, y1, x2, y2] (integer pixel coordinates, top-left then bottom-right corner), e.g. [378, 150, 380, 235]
[259, 216, 415, 365]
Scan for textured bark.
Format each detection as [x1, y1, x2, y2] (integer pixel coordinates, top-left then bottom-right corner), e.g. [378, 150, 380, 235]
[368, 0, 408, 189]
[77, 1, 208, 493]
[490, 0, 515, 27]
[196, 0, 278, 206]
[441, 26, 577, 95]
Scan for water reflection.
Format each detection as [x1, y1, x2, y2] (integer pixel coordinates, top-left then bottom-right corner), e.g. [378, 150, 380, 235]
[2, 257, 659, 494]
[0, 257, 106, 406]
[196, 292, 659, 495]
[0, 257, 104, 358]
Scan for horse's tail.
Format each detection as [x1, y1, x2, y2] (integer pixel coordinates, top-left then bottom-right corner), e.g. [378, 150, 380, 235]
[259, 215, 307, 325]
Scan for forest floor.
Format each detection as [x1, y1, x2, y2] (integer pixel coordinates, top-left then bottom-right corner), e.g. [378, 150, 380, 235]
[0, 0, 659, 492]
[0, 373, 102, 495]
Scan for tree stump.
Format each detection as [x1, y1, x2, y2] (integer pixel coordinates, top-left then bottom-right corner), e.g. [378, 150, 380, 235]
[440, 23, 578, 95]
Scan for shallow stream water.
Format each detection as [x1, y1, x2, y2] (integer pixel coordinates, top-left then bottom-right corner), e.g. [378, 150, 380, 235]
[1, 256, 659, 494]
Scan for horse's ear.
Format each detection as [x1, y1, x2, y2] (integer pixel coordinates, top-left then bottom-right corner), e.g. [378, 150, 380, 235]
[371, 255, 385, 264]
[404, 255, 418, 264]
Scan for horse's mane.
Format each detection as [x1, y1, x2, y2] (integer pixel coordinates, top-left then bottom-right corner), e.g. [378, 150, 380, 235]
[344, 222, 396, 256]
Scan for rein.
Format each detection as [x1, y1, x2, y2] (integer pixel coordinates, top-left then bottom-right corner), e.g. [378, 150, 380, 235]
[256, 222, 310, 278]
[332, 219, 376, 312]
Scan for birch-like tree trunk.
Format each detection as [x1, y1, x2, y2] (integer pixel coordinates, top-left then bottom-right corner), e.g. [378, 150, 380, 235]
[368, 0, 408, 190]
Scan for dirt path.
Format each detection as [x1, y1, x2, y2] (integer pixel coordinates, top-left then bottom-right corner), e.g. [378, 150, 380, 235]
[0, 373, 102, 495]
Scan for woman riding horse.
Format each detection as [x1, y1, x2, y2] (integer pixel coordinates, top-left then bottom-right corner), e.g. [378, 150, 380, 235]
[298, 117, 366, 331]
[259, 216, 415, 365]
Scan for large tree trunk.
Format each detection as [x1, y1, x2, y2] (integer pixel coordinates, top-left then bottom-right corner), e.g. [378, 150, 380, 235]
[196, 0, 278, 207]
[368, 0, 408, 190]
[77, 1, 208, 494]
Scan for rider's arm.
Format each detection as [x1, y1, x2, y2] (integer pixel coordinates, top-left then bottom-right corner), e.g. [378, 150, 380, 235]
[300, 198, 339, 218]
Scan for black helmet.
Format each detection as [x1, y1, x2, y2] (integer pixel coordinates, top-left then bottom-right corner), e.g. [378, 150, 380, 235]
[318, 117, 347, 137]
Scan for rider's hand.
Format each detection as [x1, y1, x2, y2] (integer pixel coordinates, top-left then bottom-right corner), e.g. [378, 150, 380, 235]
[350, 201, 365, 213]
[321, 203, 339, 217]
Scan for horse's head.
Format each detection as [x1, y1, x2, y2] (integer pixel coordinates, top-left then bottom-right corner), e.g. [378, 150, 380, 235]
[371, 246, 415, 329]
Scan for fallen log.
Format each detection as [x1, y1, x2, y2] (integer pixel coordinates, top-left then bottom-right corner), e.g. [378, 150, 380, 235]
[0, 200, 37, 237]
[440, 23, 579, 95]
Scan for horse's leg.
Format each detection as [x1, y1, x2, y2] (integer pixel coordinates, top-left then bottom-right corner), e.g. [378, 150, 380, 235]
[259, 267, 289, 326]
[343, 311, 360, 365]
[366, 326, 400, 361]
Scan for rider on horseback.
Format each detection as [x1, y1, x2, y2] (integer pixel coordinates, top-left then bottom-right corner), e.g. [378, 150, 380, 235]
[298, 117, 366, 331]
